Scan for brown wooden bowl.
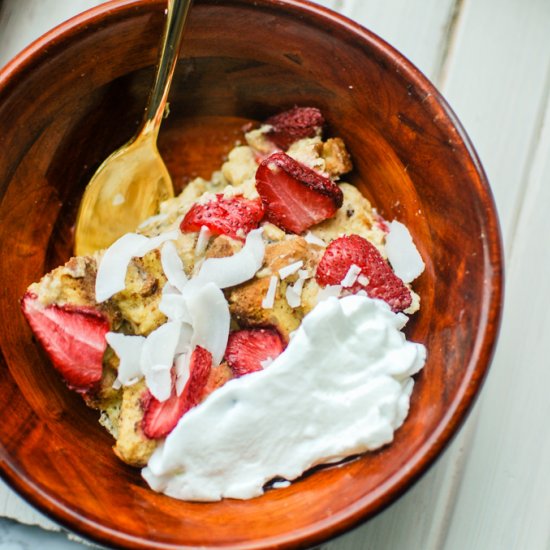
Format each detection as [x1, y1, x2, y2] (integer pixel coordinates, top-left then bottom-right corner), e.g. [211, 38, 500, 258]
[0, 0, 503, 548]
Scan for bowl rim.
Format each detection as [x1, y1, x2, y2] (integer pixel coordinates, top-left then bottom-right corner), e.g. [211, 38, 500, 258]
[0, 0, 504, 548]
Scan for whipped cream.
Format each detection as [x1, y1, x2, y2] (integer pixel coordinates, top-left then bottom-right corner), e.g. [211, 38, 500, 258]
[142, 295, 426, 501]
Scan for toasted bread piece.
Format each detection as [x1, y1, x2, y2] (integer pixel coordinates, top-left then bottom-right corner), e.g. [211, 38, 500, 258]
[322, 137, 353, 178]
[228, 237, 323, 339]
[310, 183, 386, 253]
[114, 380, 157, 467]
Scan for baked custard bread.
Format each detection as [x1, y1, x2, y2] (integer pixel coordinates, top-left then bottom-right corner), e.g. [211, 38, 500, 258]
[21, 107, 426, 495]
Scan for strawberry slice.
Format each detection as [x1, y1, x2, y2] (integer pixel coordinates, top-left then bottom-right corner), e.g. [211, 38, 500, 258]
[142, 346, 212, 439]
[20, 292, 109, 392]
[180, 195, 264, 239]
[265, 107, 324, 150]
[255, 152, 343, 234]
[315, 234, 412, 312]
[225, 328, 285, 377]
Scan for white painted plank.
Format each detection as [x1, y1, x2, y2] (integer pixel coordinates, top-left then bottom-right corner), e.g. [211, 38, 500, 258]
[442, 62, 550, 550]
[440, 0, 550, 243]
[341, 0, 458, 80]
[324, 428, 473, 550]
[0, 0, 105, 69]
[0, 480, 58, 531]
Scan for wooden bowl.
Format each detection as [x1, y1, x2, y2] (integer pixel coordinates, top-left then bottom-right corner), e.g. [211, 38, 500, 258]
[0, 0, 503, 548]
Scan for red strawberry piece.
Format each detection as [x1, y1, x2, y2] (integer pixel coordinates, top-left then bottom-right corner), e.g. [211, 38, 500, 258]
[315, 234, 412, 312]
[180, 194, 264, 239]
[256, 152, 343, 234]
[21, 292, 109, 392]
[265, 107, 324, 150]
[225, 328, 285, 377]
[142, 346, 212, 439]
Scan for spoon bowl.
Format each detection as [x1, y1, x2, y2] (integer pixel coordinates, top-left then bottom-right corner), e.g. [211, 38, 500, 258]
[74, 0, 191, 256]
[74, 133, 173, 255]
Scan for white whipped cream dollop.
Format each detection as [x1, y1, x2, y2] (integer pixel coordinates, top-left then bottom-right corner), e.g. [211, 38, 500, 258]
[142, 294, 426, 501]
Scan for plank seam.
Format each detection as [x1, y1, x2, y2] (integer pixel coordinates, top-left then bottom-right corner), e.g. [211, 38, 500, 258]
[435, 0, 468, 88]
[432, 411, 480, 550]
[507, 56, 550, 260]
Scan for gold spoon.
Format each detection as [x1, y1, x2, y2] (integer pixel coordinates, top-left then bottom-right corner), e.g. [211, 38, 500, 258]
[74, 0, 192, 256]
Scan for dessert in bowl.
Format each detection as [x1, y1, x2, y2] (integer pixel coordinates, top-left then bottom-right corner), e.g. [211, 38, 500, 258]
[0, 0, 503, 548]
[22, 106, 427, 500]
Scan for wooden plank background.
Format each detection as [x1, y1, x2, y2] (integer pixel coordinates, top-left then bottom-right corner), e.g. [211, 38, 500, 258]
[1, 0, 549, 548]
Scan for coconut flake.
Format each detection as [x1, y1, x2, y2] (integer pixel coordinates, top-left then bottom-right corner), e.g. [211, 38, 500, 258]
[96, 230, 179, 303]
[141, 321, 182, 402]
[162, 282, 180, 295]
[304, 231, 326, 247]
[175, 352, 191, 396]
[106, 332, 145, 385]
[175, 323, 193, 355]
[185, 282, 230, 366]
[285, 278, 305, 308]
[278, 260, 303, 280]
[341, 264, 362, 288]
[316, 285, 342, 303]
[261, 276, 278, 309]
[357, 274, 370, 286]
[135, 230, 180, 257]
[159, 293, 186, 322]
[147, 364, 173, 403]
[95, 233, 149, 302]
[298, 269, 310, 280]
[195, 228, 265, 289]
[385, 220, 425, 283]
[195, 226, 212, 257]
[161, 241, 188, 293]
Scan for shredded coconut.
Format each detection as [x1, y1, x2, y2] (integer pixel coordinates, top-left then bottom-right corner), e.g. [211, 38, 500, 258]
[279, 260, 304, 280]
[262, 276, 278, 309]
[285, 278, 305, 308]
[304, 231, 326, 247]
[341, 264, 362, 287]
[161, 241, 188, 293]
[195, 226, 212, 257]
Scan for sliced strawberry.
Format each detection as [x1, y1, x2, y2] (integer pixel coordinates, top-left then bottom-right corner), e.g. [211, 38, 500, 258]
[265, 107, 324, 150]
[225, 328, 285, 377]
[142, 346, 212, 439]
[20, 292, 109, 392]
[315, 234, 412, 312]
[256, 152, 343, 234]
[180, 194, 264, 239]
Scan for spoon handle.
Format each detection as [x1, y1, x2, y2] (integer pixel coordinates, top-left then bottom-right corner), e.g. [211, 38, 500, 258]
[141, 0, 193, 138]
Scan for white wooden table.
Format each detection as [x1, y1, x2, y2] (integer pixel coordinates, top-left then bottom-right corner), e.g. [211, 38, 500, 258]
[1, 1, 549, 548]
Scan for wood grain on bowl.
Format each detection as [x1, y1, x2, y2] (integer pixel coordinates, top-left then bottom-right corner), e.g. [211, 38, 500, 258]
[0, 0, 503, 548]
